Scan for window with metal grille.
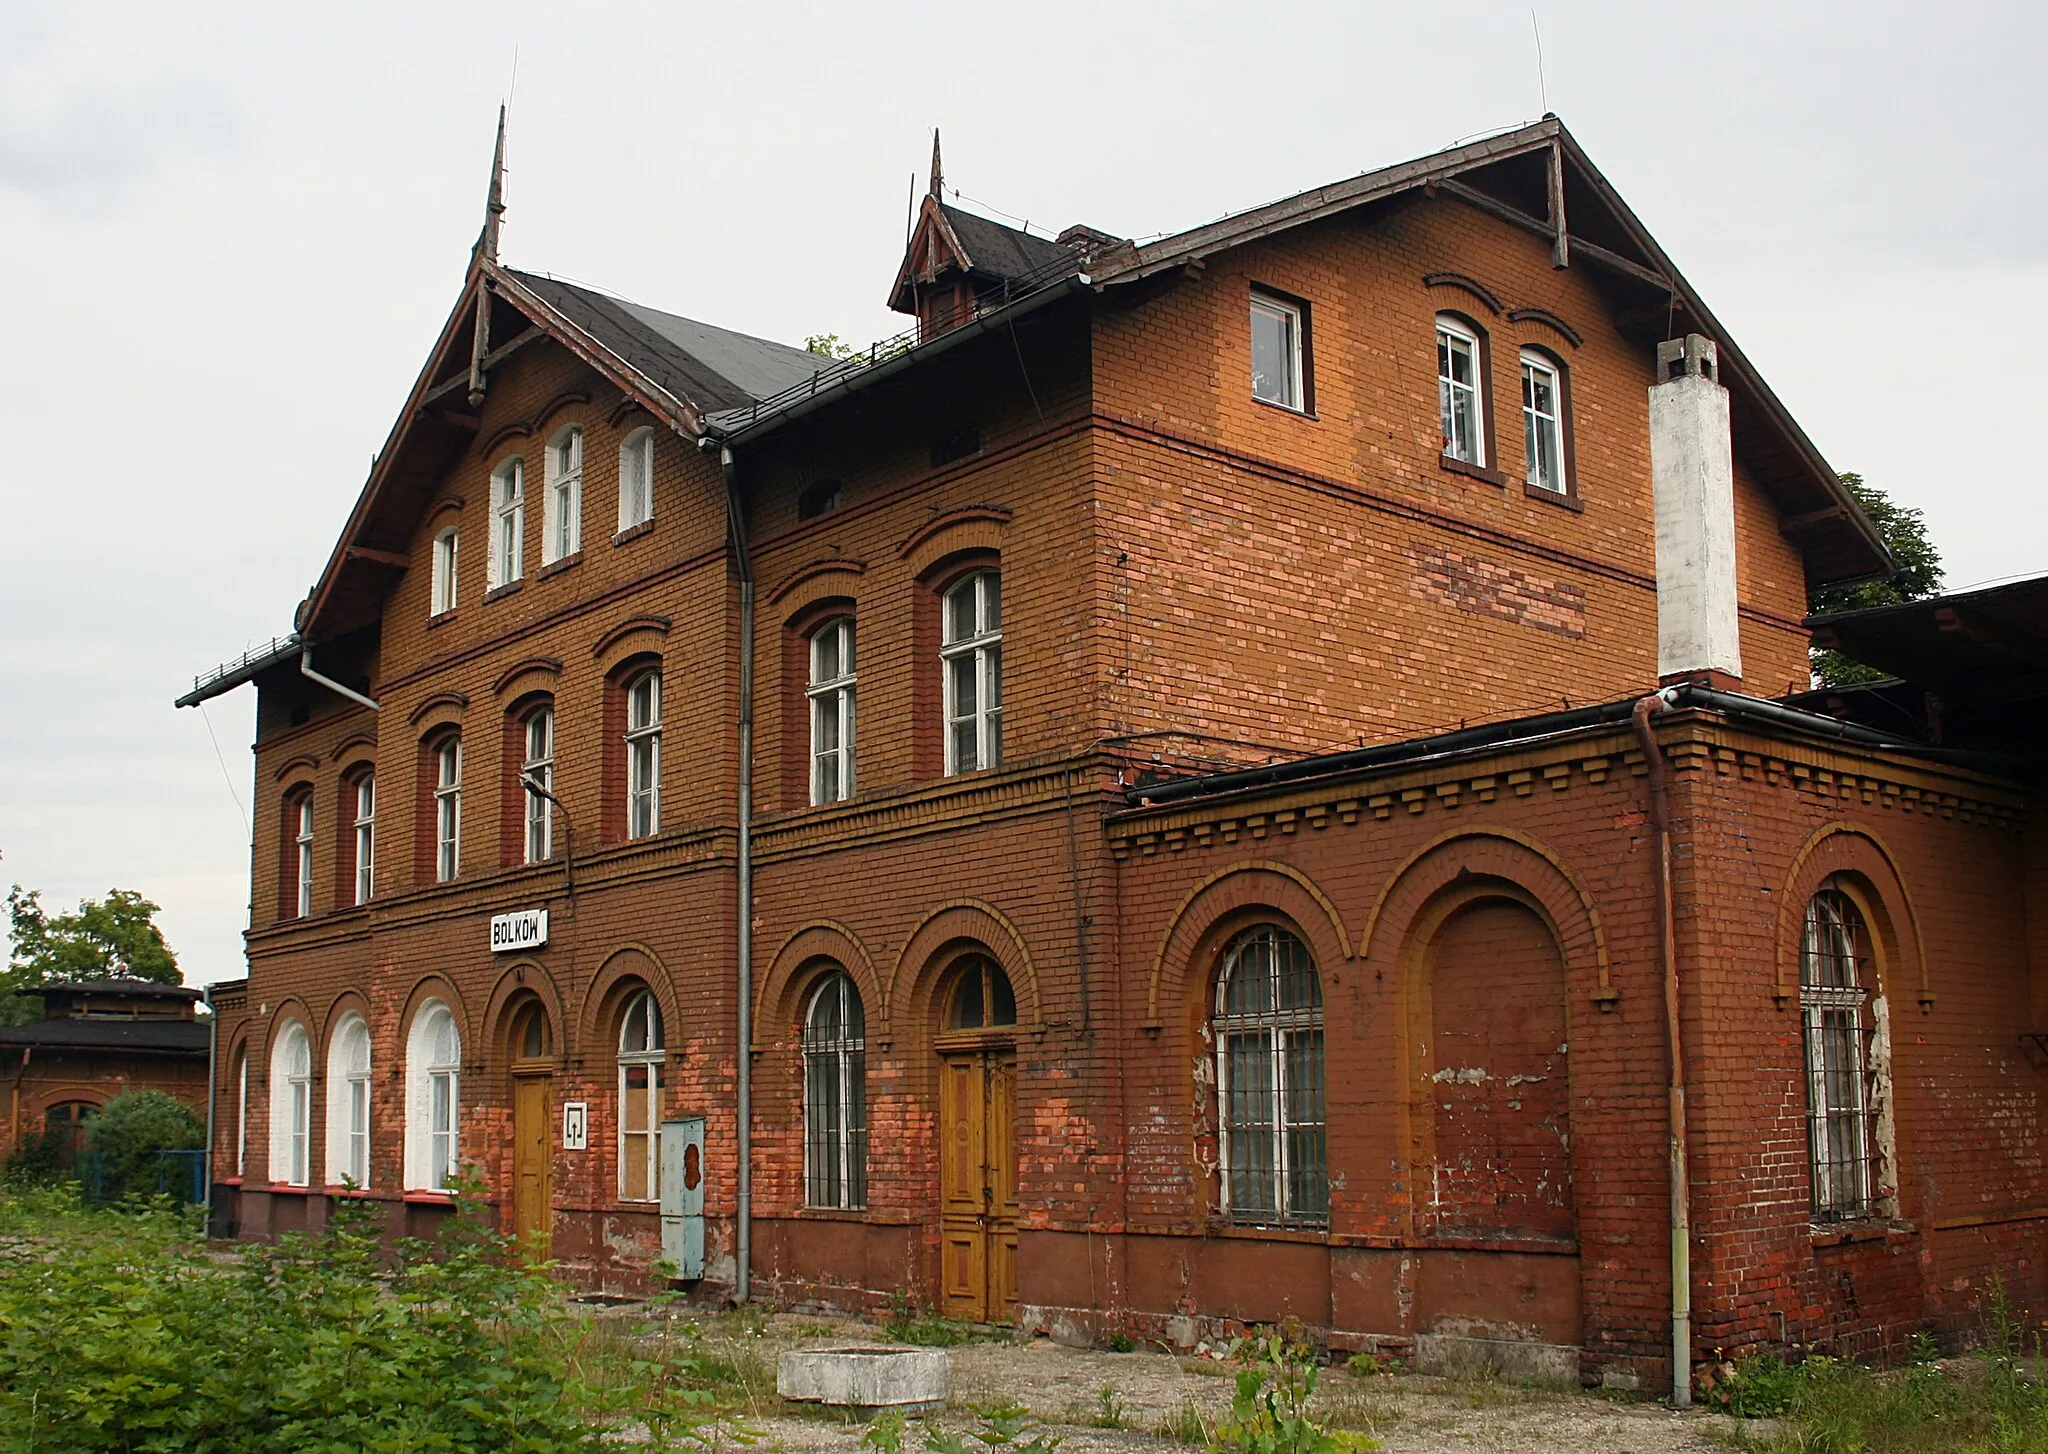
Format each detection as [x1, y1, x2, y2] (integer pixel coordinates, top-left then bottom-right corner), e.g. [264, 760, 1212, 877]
[1801, 883, 1880, 1221]
[1214, 924, 1327, 1225]
[941, 570, 1002, 774]
[617, 991, 663, 1202]
[803, 970, 867, 1209]
[809, 617, 857, 805]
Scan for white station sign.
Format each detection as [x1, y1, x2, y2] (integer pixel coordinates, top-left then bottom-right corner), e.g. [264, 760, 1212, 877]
[489, 908, 549, 953]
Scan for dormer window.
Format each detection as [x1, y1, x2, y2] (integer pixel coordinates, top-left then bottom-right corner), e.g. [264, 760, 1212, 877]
[543, 427, 583, 564]
[1250, 291, 1307, 411]
[489, 458, 524, 589]
[618, 427, 655, 532]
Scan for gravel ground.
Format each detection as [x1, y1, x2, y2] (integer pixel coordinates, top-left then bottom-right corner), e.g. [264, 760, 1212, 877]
[606, 1310, 1762, 1454]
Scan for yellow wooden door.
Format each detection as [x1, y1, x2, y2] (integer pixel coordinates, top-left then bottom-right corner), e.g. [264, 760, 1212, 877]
[512, 1074, 552, 1258]
[937, 1050, 1017, 1323]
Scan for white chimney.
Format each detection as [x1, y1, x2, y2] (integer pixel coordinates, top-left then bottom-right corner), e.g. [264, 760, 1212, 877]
[1649, 334, 1741, 684]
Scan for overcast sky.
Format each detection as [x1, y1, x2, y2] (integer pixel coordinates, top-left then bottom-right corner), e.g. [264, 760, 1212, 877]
[1, 1, 2042, 987]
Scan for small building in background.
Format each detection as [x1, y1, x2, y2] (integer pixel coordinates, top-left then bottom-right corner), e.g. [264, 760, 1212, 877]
[0, 980, 211, 1174]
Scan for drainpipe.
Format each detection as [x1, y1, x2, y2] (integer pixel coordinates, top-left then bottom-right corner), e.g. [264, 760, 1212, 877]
[203, 986, 218, 1219]
[1633, 687, 1691, 1408]
[299, 645, 380, 713]
[715, 440, 756, 1304]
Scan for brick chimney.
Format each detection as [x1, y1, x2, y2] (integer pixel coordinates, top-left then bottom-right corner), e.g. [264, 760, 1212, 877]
[1648, 335, 1742, 687]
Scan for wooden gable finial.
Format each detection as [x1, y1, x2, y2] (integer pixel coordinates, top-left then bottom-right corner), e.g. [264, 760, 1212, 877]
[928, 128, 943, 201]
[476, 104, 507, 265]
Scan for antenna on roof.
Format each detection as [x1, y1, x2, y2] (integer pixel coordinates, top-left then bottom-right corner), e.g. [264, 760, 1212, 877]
[1530, 9, 1550, 117]
[906, 171, 916, 246]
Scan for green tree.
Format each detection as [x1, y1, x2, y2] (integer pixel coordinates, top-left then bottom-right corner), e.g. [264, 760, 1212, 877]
[1808, 472, 1946, 687]
[80, 1090, 204, 1202]
[3, 885, 180, 1024]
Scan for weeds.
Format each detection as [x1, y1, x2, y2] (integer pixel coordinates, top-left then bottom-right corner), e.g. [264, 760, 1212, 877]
[1210, 1331, 1381, 1454]
[885, 1288, 977, 1347]
[1091, 1386, 1130, 1428]
[1156, 1399, 1211, 1444]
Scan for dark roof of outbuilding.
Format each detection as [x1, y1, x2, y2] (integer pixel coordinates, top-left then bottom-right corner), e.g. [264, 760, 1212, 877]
[938, 205, 1074, 283]
[0, 1019, 210, 1053]
[34, 979, 205, 1001]
[1807, 574, 2048, 702]
[506, 271, 834, 414]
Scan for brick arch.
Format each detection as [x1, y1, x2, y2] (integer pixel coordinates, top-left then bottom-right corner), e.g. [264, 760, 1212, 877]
[756, 920, 885, 1051]
[262, 997, 317, 1070]
[1359, 828, 1614, 1008]
[579, 942, 681, 1057]
[318, 988, 373, 1050]
[397, 975, 474, 1067]
[887, 899, 1044, 1047]
[1775, 822, 1929, 1009]
[768, 559, 866, 614]
[899, 505, 1011, 578]
[591, 616, 670, 674]
[481, 960, 567, 1063]
[1144, 861, 1352, 1029]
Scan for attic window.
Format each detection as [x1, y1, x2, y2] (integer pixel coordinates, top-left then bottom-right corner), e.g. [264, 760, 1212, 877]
[933, 427, 981, 469]
[798, 480, 844, 521]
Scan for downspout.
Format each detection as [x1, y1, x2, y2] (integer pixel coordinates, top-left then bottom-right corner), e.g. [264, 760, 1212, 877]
[203, 986, 218, 1219]
[299, 645, 381, 713]
[715, 440, 756, 1304]
[1632, 687, 1691, 1408]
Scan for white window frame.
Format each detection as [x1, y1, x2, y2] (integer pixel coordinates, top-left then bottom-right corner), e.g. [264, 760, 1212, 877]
[293, 795, 314, 918]
[234, 1050, 248, 1178]
[489, 457, 525, 589]
[523, 708, 554, 863]
[618, 427, 656, 532]
[1214, 925, 1327, 1226]
[405, 1000, 461, 1192]
[434, 738, 462, 882]
[430, 526, 459, 616]
[625, 672, 662, 838]
[1801, 883, 1890, 1223]
[1249, 292, 1305, 411]
[1437, 315, 1485, 465]
[269, 1019, 312, 1188]
[325, 1013, 372, 1188]
[352, 774, 375, 906]
[803, 971, 867, 1210]
[1520, 348, 1567, 495]
[617, 990, 664, 1202]
[543, 427, 583, 565]
[808, 616, 857, 805]
[941, 570, 1003, 775]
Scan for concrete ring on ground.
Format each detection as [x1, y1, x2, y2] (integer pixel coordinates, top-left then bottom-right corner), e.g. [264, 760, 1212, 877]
[777, 1345, 951, 1414]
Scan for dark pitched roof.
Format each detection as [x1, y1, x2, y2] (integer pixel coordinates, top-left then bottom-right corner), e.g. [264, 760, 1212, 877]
[506, 271, 834, 414]
[0, 1019, 210, 1053]
[1807, 574, 2048, 702]
[34, 979, 204, 1000]
[938, 206, 1074, 283]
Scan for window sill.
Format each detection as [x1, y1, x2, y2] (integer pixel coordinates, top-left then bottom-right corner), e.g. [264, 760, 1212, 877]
[323, 1185, 387, 1199]
[267, 1182, 312, 1196]
[484, 580, 523, 604]
[1251, 396, 1317, 421]
[1810, 1218, 1913, 1247]
[537, 551, 583, 581]
[1524, 481, 1584, 512]
[427, 608, 460, 630]
[217, 1176, 244, 1188]
[1439, 454, 1506, 487]
[793, 1206, 872, 1221]
[612, 519, 655, 547]
[1205, 1218, 1330, 1243]
[402, 1190, 457, 1206]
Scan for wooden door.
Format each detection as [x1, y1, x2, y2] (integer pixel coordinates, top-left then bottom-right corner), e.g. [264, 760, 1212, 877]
[511, 1074, 552, 1257]
[938, 1049, 1016, 1323]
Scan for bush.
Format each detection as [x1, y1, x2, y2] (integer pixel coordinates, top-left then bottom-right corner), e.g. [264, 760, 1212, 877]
[0, 1174, 723, 1450]
[78, 1089, 203, 1202]
[1211, 1332, 1380, 1454]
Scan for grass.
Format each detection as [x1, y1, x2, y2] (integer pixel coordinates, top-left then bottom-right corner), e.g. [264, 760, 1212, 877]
[1153, 1400, 1210, 1443]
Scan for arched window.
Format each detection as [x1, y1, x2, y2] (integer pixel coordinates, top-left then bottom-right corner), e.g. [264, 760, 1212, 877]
[947, 955, 1018, 1031]
[431, 526, 459, 616]
[44, 1101, 96, 1176]
[804, 971, 867, 1209]
[406, 1001, 462, 1191]
[1436, 314, 1486, 465]
[352, 773, 376, 905]
[1801, 882, 1884, 1221]
[512, 1000, 553, 1063]
[941, 570, 1002, 775]
[1520, 347, 1569, 496]
[617, 991, 664, 1201]
[234, 1049, 248, 1178]
[625, 671, 662, 838]
[619, 427, 656, 531]
[809, 616, 857, 804]
[434, 736, 462, 881]
[522, 707, 554, 863]
[269, 1020, 312, 1187]
[543, 426, 583, 564]
[286, 791, 315, 919]
[1213, 925, 1326, 1225]
[489, 457, 525, 589]
[325, 1013, 372, 1188]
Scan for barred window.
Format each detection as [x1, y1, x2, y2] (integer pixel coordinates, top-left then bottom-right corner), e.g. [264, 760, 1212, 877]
[1802, 883, 1881, 1221]
[1214, 925, 1327, 1225]
[617, 991, 663, 1202]
[804, 971, 867, 1209]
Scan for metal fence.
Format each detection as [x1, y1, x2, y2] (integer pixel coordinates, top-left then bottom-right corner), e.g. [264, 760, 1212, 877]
[76, 1149, 209, 1208]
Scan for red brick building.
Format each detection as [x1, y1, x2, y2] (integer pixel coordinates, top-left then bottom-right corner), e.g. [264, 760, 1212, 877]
[180, 118, 2044, 1397]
